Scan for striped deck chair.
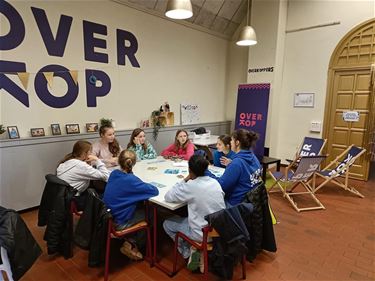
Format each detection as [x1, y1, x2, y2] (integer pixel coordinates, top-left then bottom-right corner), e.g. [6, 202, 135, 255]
[269, 156, 326, 212]
[287, 137, 327, 166]
[313, 145, 366, 198]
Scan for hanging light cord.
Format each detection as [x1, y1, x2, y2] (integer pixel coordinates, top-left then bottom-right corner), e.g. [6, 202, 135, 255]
[247, 0, 249, 26]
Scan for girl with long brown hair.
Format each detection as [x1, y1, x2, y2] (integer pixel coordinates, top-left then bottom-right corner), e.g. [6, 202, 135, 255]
[161, 129, 194, 160]
[213, 134, 236, 168]
[92, 120, 122, 167]
[57, 140, 110, 209]
[127, 128, 157, 160]
[208, 129, 262, 206]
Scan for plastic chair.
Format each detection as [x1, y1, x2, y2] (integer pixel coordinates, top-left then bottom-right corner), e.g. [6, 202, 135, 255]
[104, 210, 152, 281]
[313, 145, 366, 198]
[172, 226, 246, 280]
[269, 155, 327, 212]
[0, 247, 13, 281]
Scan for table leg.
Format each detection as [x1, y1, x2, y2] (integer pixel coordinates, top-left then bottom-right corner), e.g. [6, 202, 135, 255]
[276, 160, 281, 171]
[262, 164, 267, 182]
[151, 203, 174, 276]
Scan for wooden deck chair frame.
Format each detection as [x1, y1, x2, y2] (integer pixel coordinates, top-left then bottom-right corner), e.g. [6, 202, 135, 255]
[268, 156, 326, 212]
[287, 137, 327, 165]
[312, 145, 366, 198]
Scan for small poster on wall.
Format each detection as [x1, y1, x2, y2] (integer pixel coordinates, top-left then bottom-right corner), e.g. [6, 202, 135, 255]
[180, 103, 200, 125]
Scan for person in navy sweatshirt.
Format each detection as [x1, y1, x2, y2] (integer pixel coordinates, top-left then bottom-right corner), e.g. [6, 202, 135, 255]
[213, 134, 236, 168]
[103, 149, 159, 260]
[209, 129, 262, 206]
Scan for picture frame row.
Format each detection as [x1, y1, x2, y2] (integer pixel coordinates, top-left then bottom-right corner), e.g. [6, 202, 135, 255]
[6, 123, 99, 139]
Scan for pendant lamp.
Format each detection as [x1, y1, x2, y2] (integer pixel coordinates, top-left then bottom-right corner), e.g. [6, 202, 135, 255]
[165, 0, 193, 20]
[236, 0, 257, 46]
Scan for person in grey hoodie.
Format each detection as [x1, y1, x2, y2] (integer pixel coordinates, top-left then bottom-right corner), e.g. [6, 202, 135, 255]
[57, 140, 110, 210]
[163, 155, 225, 271]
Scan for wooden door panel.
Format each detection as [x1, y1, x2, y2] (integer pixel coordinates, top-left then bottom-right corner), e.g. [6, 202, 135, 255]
[334, 113, 348, 127]
[349, 131, 365, 146]
[326, 70, 370, 180]
[338, 75, 354, 90]
[354, 94, 369, 109]
[356, 74, 371, 89]
[333, 130, 349, 145]
[337, 94, 353, 108]
[351, 112, 367, 128]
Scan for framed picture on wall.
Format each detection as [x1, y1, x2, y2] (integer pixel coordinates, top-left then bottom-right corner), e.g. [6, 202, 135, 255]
[7, 126, 20, 139]
[30, 128, 45, 137]
[51, 124, 61, 135]
[65, 124, 80, 134]
[86, 123, 99, 133]
[294, 93, 314, 108]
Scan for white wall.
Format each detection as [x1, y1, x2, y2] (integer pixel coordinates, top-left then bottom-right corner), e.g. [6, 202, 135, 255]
[225, 20, 249, 130]
[0, 0, 229, 138]
[242, 0, 375, 161]
[278, 0, 374, 161]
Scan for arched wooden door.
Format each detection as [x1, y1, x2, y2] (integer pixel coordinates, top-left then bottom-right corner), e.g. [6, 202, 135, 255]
[323, 19, 375, 181]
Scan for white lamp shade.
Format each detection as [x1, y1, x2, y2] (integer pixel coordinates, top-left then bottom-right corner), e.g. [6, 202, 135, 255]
[165, 0, 193, 19]
[236, 25, 257, 46]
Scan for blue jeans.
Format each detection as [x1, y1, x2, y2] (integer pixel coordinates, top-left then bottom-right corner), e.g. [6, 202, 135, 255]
[163, 216, 197, 259]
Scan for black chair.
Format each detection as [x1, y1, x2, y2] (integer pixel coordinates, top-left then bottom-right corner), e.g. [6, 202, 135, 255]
[38, 174, 77, 258]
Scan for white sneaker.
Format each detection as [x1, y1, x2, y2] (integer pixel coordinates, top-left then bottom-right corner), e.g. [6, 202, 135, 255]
[187, 247, 200, 271]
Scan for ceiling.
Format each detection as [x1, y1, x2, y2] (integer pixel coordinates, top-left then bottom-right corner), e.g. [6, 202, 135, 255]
[111, 0, 249, 40]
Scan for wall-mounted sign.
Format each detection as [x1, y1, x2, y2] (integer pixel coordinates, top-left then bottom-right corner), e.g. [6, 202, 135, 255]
[294, 93, 314, 108]
[248, 67, 274, 74]
[343, 111, 360, 122]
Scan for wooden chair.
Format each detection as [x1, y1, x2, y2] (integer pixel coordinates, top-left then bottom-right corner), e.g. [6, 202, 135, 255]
[269, 156, 327, 212]
[313, 145, 366, 198]
[104, 212, 152, 281]
[172, 226, 246, 280]
[287, 137, 327, 167]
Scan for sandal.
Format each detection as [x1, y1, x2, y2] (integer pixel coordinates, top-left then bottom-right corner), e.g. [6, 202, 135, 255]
[120, 240, 143, 261]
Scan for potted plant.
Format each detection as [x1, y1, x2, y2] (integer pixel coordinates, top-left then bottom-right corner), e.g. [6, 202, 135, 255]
[0, 124, 5, 135]
[99, 118, 113, 128]
[151, 110, 166, 140]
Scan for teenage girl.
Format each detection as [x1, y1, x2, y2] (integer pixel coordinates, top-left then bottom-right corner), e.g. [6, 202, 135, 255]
[57, 140, 110, 209]
[161, 129, 194, 160]
[127, 128, 157, 160]
[103, 150, 159, 260]
[92, 121, 122, 167]
[209, 129, 262, 206]
[213, 134, 236, 168]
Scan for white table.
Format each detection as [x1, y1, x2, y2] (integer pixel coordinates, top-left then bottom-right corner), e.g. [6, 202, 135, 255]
[131, 156, 224, 275]
[133, 157, 224, 210]
[133, 157, 189, 210]
[191, 135, 219, 146]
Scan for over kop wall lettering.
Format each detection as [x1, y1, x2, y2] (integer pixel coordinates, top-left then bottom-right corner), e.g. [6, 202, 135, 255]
[0, 0, 140, 108]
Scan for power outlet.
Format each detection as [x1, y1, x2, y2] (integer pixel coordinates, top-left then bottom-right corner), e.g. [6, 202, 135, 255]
[310, 121, 321, 132]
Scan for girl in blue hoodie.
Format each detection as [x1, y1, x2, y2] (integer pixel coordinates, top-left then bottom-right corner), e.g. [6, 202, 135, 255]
[213, 134, 236, 168]
[212, 129, 262, 206]
[103, 149, 159, 260]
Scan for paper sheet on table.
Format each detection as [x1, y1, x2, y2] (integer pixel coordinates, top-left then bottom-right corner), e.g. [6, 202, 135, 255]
[149, 182, 166, 188]
[172, 162, 188, 167]
[145, 159, 166, 164]
[208, 166, 225, 177]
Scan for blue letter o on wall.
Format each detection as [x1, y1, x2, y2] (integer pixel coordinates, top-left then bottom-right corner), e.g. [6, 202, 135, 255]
[35, 64, 79, 108]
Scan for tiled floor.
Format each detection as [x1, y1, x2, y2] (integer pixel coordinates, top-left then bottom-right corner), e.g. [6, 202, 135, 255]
[19, 166, 375, 281]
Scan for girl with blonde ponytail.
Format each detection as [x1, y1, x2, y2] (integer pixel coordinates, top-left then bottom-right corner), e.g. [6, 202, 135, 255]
[103, 150, 159, 260]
